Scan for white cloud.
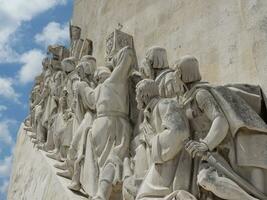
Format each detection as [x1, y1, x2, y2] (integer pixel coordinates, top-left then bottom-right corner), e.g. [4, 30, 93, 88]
[18, 49, 45, 84]
[0, 156, 12, 178]
[0, 180, 9, 194]
[0, 121, 14, 146]
[35, 22, 69, 47]
[0, 105, 7, 118]
[0, 106, 7, 112]
[0, 77, 20, 102]
[0, 0, 68, 63]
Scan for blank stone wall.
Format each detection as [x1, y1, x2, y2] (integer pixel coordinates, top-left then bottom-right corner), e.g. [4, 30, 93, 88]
[72, 0, 267, 93]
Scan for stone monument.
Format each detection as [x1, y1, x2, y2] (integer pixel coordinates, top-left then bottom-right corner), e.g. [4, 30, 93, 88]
[8, 1, 267, 200]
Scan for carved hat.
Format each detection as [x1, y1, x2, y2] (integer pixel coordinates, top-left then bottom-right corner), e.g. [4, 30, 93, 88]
[174, 55, 201, 83]
[47, 44, 69, 61]
[136, 79, 159, 97]
[145, 46, 169, 69]
[61, 57, 78, 73]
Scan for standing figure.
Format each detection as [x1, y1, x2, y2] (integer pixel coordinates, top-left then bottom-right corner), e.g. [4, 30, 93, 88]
[55, 56, 97, 191]
[91, 46, 136, 200]
[46, 56, 79, 161]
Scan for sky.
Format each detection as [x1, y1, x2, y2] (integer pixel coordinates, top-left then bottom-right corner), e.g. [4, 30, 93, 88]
[0, 0, 73, 199]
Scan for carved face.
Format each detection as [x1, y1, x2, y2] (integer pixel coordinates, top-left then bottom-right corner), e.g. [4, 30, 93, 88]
[139, 58, 153, 79]
[71, 26, 81, 41]
[97, 72, 110, 84]
[136, 89, 147, 110]
[76, 64, 85, 80]
[61, 57, 77, 73]
[136, 79, 158, 110]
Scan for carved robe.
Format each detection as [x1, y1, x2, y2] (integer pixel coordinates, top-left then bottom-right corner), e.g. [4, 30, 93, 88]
[136, 98, 190, 200]
[84, 47, 134, 198]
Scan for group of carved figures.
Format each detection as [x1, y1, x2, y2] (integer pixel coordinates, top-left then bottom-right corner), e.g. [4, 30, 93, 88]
[24, 26, 267, 200]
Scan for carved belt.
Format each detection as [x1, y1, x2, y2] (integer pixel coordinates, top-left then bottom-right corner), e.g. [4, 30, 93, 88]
[96, 111, 129, 121]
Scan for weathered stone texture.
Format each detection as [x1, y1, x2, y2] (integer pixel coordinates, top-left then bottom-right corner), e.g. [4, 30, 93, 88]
[72, 0, 267, 92]
[7, 125, 87, 200]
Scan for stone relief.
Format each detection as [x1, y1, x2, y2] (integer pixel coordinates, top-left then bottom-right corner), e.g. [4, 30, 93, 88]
[23, 26, 267, 200]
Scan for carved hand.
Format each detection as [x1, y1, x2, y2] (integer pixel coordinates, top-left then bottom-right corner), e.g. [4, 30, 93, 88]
[185, 140, 209, 158]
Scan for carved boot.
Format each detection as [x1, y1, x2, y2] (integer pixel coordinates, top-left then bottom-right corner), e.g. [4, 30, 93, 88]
[46, 151, 63, 162]
[56, 169, 72, 179]
[67, 160, 82, 191]
[31, 138, 39, 144]
[54, 161, 68, 170]
[67, 181, 81, 191]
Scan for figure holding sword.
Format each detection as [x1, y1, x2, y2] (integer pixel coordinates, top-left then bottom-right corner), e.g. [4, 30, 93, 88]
[164, 55, 267, 200]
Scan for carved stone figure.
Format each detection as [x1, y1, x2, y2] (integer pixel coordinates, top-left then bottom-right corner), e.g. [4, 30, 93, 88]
[168, 55, 267, 200]
[23, 24, 267, 200]
[69, 25, 81, 57]
[124, 79, 194, 200]
[139, 47, 175, 98]
[79, 66, 112, 196]
[89, 46, 135, 200]
[46, 56, 79, 160]
[55, 56, 97, 191]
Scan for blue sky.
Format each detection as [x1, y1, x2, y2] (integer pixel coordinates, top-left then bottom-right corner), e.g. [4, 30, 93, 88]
[0, 0, 73, 199]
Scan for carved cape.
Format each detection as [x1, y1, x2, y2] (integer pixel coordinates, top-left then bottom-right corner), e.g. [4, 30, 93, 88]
[182, 83, 267, 169]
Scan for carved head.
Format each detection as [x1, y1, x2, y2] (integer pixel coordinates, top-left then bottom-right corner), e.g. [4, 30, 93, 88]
[174, 55, 201, 84]
[61, 57, 78, 73]
[136, 79, 159, 110]
[42, 57, 50, 70]
[94, 66, 111, 84]
[76, 56, 96, 80]
[47, 45, 69, 61]
[70, 25, 81, 41]
[140, 46, 169, 79]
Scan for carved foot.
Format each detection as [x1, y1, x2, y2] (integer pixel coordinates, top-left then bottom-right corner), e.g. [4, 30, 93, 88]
[67, 181, 81, 191]
[56, 170, 72, 179]
[54, 161, 68, 170]
[31, 138, 39, 144]
[46, 152, 63, 161]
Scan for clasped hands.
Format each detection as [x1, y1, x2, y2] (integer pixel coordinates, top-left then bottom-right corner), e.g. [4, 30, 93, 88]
[185, 139, 209, 158]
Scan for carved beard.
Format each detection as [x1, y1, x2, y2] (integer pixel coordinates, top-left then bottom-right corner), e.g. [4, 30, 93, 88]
[137, 100, 145, 110]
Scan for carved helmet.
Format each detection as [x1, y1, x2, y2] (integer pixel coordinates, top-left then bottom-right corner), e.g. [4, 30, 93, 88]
[174, 55, 201, 83]
[145, 46, 169, 69]
[77, 55, 97, 76]
[61, 57, 78, 73]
